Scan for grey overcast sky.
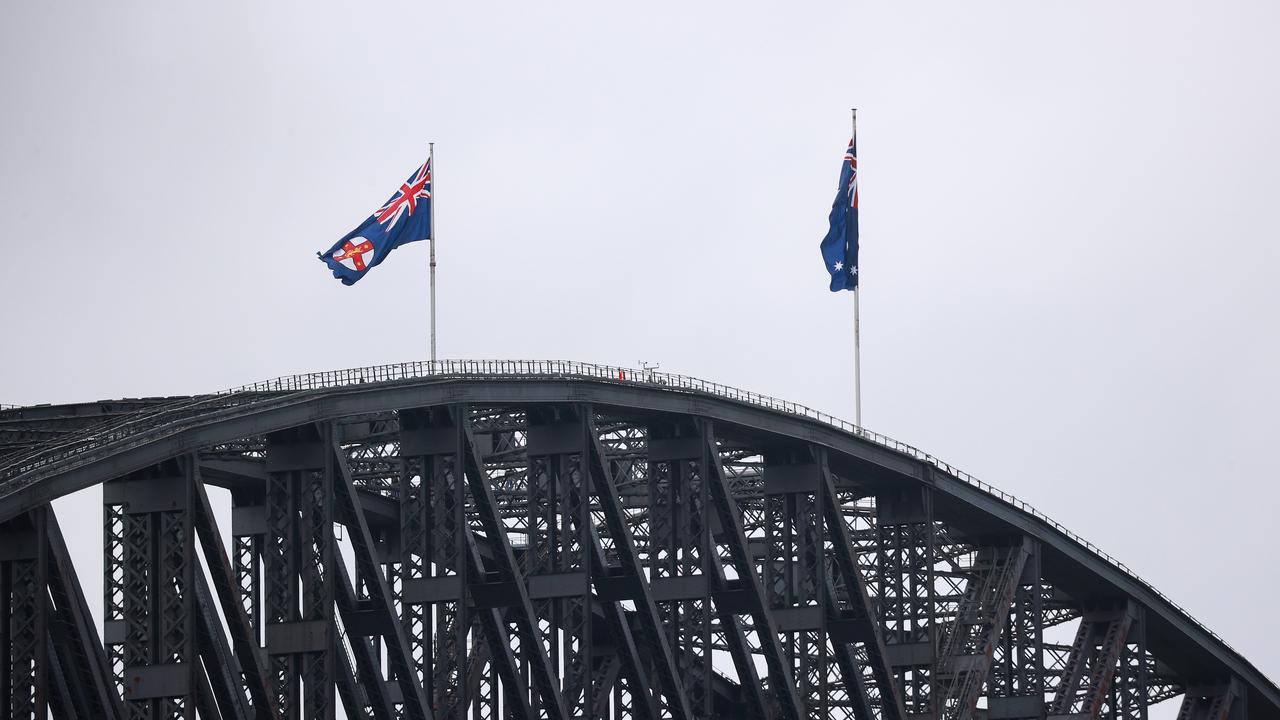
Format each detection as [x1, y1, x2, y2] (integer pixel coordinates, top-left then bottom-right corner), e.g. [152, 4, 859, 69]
[3, 0, 1277, 685]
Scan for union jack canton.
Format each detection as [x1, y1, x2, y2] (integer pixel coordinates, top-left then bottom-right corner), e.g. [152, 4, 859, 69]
[319, 158, 432, 285]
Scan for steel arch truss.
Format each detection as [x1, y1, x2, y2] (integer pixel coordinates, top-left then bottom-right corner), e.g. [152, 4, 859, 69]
[0, 392, 1268, 719]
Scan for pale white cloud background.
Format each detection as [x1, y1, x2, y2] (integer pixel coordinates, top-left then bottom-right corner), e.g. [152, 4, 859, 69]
[2, 0, 1277, 687]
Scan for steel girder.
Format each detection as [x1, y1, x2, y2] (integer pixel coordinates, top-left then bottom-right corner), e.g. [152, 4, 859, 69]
[0, 383, 1273, 719]
[1179, 679, 1247, 720]
[3, 506, 49, 720]
[1048, 602, 1138, 720]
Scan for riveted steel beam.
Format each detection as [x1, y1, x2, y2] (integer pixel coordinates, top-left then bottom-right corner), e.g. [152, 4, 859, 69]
[454, 405, 570, 720]
[3, 379, 1276, 719]
[330, 437, 433, 720]
[192, 468, 273, 718]
[262, 425, 343, 719]
[1178, 678, 1245, 720]
[522, 408, 665, 720]
[934, 538, 1031, 720]
[45, 509, 122, 720]
[699, 419, 806, 720]
[101, 459, 200, 719]
[397, 407, 467, 715]
[584, 409, 692, 720]
[6, 378, 1280, 718]
[398, 408, 535, 720]
[987, 541, 1047, 720]
[331, 546, 397, 720]
[2, 506, 49, 720]
[524, 409, 595, 718]
[817, 450, 906, 720]
[1049, 601, 1137, 719]
[193, 573, 252, 720]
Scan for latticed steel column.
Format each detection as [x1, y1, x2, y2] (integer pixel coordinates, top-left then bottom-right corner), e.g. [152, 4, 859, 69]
[101, 460, 198, 720]
[9, 379, 1280, 720]
[525, 409, 594, 719]
[761, 448, 829, 719]
[988, 540, 1046, 720]
[646, 420, 714, 719]
[230, 486, 265, 651]
[585, 409, 689, 720]
[399, 407, 470, 719]
[875, 485, 938, 718]
[698, 419, 807, 720]
[43, 507, 123, 720]
[453, 404, 570, 720]
[1178, 678, 1246, 720]
[192, 474, 272, 718]
[1, 507, 49, 720]
[331, 432, 433, 720]
[264, 425, 337, 720]
[1048, 602, 1136, 720]
[933, 538, 1030, 720]
[1109, 606, 1148, 720]
[819, 456, 906, 720]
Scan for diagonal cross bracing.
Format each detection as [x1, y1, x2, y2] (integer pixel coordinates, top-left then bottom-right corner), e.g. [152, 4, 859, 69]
[818, 454, 907, 720]
[584, 411, 696, 720]
[454, 405, 572, 720]
[1178, 678, 1244, 720]
[330, 437, 434, 720]
[193, 572, 253, 720]
[1, 374, 1276, 719]
[934, 538, 1031, 720]
[45, 508, 123, 720]
[398, 408, 537, 719]
[331, 548, 398, 720]
[564, 412, 666, 719]
[1049, 602, 1136, 719]
[699, 419, 808, 720]
[191, 468, 273, 718]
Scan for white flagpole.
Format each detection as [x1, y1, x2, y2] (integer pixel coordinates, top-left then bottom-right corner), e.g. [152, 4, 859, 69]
[854, 286, 862, 428]
[429, 142, 437, 362]
[849, 106, 860, 425]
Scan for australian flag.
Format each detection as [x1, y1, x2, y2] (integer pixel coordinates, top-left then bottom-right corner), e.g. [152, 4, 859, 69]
[819, 138, 858, 291]
[319, 158, 432, 285]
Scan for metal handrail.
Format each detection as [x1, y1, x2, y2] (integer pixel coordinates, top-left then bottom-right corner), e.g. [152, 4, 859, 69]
[0, 359, 1239, 663]
[0, 392, 282, 481]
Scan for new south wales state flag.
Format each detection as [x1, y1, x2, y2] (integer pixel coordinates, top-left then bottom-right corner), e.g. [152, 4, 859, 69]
[319, 158, 432, 285]
[819, 137, 858, 292]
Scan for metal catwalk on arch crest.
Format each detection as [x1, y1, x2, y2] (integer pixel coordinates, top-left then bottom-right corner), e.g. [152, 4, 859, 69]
[0, 360, 1273, 719]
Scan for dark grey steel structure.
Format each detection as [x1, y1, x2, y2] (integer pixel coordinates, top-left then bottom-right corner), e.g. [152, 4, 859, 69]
[0, 360, 1273, 720]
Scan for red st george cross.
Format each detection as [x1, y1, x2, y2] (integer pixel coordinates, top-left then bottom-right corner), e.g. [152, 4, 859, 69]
[332, 239, 375, 271]
[374, 159, 431, 229]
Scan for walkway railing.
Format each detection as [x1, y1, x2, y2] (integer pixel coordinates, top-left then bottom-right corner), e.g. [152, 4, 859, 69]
[0, 359, 1235, 660]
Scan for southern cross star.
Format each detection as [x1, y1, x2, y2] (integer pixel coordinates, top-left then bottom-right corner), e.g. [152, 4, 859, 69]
[833, 261, 843, 271]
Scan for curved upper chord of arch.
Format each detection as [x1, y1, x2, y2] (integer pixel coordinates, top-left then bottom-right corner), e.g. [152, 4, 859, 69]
[0, 360, 1273, 720]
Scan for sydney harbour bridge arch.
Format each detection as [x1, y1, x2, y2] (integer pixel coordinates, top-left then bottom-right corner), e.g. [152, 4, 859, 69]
[0, 360, 1273, 720]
